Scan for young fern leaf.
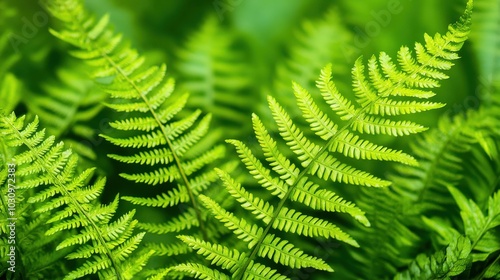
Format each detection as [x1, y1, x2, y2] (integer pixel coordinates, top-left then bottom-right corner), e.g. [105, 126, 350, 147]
[177, 1, 473, 278]
[0, 113, 150, 280]
[45, 0, 232, 268]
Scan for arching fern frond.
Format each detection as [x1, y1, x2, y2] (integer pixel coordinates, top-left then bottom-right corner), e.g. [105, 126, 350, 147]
[176, 2, 473, 278]
[45, 0, 233, 272]
[0, 113, 151, 280]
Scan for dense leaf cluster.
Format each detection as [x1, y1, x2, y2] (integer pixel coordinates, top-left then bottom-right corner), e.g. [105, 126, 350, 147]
[1, 0, 499, 279]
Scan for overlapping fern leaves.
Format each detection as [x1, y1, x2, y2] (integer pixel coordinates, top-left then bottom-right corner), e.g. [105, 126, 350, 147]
[44, 0, 233, 269]
[174, 1, 473, 278]
[0, 113, 150, 280]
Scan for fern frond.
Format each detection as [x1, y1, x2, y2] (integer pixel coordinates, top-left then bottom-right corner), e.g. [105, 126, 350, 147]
[45, 1, 236, 274]
[177, 1, 473, 278]
[0, 112, 149, 279]
[0, 138, 68, 278]
[391, 109, 491, 214]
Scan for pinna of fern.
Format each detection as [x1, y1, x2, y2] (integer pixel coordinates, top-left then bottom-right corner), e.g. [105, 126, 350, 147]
[0, 112, 151, 280]
[44, 0, 235, 269]
[173, 1, 473, 279]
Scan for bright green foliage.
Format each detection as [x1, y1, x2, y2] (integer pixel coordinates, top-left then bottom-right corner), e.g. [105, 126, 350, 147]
[174, 2, 473, 278]
[175, 16, 255, 138]
[0, 123, 68, 279]
[44, 0, 232, 271]
[0, 113, 150, 280]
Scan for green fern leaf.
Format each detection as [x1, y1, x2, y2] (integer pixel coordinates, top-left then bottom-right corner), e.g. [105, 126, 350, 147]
[45, 0, 235, 273]
[0, 113, 150, 279]
[177, 1, 473, 278]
